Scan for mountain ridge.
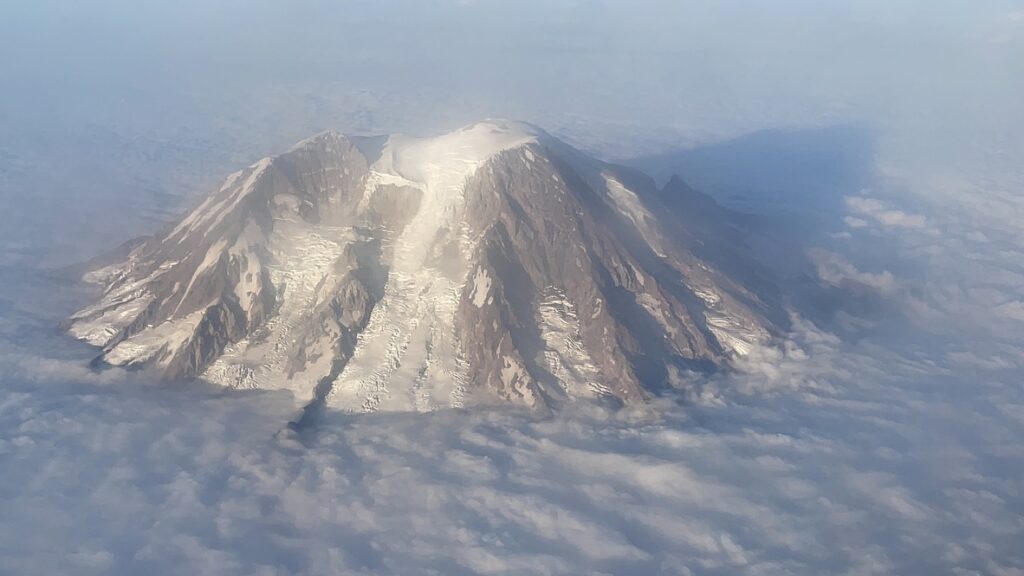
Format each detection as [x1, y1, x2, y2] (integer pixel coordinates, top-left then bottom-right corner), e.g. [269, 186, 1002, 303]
[67, 120, 781, 413]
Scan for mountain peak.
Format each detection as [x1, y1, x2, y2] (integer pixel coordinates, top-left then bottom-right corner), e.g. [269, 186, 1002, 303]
[67, 122, 779, 414]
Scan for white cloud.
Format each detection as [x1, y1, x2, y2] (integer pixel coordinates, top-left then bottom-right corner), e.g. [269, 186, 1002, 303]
[845, 196, 929, 230]
[995, 300, 1024, 322]
[1, 287, 1021, 575]
[808, 249, 899, 295]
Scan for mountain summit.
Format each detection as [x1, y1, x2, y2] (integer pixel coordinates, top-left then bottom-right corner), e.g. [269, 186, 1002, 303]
[67, 120, 779, 412]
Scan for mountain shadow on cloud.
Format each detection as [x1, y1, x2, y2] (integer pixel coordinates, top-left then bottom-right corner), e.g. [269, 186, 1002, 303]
[624, 124, 881, 333]
[623, 124, 875, 230]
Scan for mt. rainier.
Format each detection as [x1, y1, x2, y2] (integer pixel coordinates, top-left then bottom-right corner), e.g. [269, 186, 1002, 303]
[67, 120, 782, 413]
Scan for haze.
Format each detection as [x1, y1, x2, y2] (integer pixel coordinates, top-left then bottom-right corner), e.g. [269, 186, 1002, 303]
[0, 1, 1021, 574]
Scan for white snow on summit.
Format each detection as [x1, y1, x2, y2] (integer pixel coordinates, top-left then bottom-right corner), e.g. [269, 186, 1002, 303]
[327, 121, 539, 412]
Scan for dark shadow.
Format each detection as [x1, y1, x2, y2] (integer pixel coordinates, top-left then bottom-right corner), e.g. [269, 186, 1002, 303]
[622, 124, 878, 333]
[622, 124, 875, 229]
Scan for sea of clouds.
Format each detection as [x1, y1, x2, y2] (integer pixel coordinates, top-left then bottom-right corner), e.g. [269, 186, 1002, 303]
[1, 226, 1021, 575]
[2, 1, 1023, 574]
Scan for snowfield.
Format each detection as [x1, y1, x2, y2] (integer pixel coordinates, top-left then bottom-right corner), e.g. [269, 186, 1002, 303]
[328, 121, 538, 413]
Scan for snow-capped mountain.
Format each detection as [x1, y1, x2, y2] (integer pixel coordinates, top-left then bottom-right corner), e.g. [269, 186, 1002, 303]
[67, 120, 780, 412]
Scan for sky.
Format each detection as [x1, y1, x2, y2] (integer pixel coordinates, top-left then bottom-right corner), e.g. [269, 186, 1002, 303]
[1, 1, 1023, 574]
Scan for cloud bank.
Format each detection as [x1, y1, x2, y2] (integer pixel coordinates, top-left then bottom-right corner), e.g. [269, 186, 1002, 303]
[2, 311, 1021, 575]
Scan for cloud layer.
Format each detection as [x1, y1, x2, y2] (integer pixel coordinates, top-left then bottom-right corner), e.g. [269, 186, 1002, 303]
[1, 257, 1022, 575]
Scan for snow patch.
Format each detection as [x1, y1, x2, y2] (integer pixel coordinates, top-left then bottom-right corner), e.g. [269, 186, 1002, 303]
[705, 313, 767, 358]
[537, 288, 606, 399]
[603, 175, 667, 257]
[327, 121, 537, 413]
[172, 237, 230, 317]
[470, 267, 492, 308]
[203, 223, 350, 404]
[229, 222, 265, 316]
[637, 292, 679, 339]
[104, 310, 205, 368]
[67, 294, 155, 347]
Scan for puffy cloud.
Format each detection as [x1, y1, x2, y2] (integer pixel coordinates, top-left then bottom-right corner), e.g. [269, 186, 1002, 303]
[808, 249, 899, 295]
[995, 300, 1024, 322]
[844, 196, 929, 230]
[1, 262, 1022, 575]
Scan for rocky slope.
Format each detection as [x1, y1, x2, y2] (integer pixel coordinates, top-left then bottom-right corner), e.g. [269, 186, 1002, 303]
[67, 121, 781, 412]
